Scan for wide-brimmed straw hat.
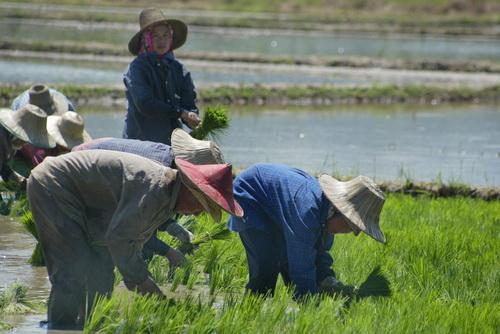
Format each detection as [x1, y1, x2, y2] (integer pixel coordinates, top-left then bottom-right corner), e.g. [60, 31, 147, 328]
[128, 7, 188, 55]
[28, 84, 68, 116]
[171, 128, 224, 165]
[0, 104, 55, 148]
[47, 112, 92, 149]
[175, 158, 243, 222]
[319, 174, 386, 243]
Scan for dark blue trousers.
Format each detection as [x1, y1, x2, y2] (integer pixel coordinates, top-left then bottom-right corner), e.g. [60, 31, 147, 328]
[239, 226, 291, 296]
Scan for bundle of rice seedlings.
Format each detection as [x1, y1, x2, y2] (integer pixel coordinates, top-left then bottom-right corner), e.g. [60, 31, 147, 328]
[179, 222, 231, 254]
[20, 211, 45, 266]
[0, 283, 34, 314]
[190, 105, 229, 141]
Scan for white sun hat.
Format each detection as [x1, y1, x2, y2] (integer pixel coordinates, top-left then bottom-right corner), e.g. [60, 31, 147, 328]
[46, 112, 92, 149]
[171, 128, 224, 164]
[0, 104, 55, 148]
[319, 174, 386, 243]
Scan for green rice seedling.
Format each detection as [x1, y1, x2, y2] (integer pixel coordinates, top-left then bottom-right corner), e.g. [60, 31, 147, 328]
[189, 105, 229, 141]
[0, 283, 37, 314]
[86, 194, 499, 333]
[20, 211, 45, 266]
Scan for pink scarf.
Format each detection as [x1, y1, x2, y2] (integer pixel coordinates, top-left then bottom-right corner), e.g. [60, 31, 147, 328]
[139, 27, 174, 58]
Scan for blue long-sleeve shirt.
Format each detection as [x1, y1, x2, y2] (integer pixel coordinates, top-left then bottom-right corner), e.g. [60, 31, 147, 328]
[72, 138, 173, 167]
[123, 52, 198, 144]
[228, 163, 332, 297]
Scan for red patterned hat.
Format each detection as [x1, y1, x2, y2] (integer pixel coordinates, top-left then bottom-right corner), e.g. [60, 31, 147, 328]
[175, 158, 243, 222]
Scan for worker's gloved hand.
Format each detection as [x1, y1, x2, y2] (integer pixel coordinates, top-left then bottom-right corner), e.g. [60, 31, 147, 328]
[181, 111, 201, 129]
[165, 248, 186, 267]
[9, 172, 26, 190]
[165, 222, 194, 244]
[135, 277, 165, 298]
[318, 276, 356, 296]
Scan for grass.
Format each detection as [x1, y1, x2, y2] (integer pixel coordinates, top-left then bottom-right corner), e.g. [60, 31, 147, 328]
[0, 283, 40, 315]
[84, 194, 500, 333]
[1, 0, 499, 35]
[2, 83, 500, 107]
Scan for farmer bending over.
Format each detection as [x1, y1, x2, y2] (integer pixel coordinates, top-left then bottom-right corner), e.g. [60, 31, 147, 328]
[72, 128, 224, 266]
[228, 163, 386, 298]
[27, 151, 242, 330]
[0, 104, 55, 188]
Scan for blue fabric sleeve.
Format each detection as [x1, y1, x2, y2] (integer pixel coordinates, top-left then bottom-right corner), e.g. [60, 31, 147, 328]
[180, 66, 199, 114]
[143, 233, 171, 256]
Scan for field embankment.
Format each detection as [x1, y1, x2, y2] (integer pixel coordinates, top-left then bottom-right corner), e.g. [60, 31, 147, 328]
[1, 84, 499, 107]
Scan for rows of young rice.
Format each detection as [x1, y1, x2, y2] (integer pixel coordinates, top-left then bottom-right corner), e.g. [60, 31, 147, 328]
[67, 194, 500, 332]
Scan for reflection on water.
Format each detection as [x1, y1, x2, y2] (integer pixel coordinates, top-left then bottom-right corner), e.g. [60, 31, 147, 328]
[0, 216, 50, 333]
[81, 104, 500, 187]
[1, 19, 499, 61]
[0, 59, 364, 86]
[0, 217, 50, 300]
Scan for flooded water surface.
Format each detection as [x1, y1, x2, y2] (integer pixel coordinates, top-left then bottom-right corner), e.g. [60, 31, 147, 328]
[1, 19, 499, 61]
[82, 104, 500, 187]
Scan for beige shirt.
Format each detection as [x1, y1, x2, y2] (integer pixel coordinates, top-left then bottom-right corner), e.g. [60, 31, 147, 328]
[30, 149, 181, 284]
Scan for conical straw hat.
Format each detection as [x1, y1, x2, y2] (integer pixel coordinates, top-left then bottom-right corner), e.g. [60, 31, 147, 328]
[171, 128, 224, 164]
[319, 174, 386, 243]
[28, 84, 68, 116]
[128, 8, 188, 55]
[0, 104, 55, 148]
[175, 158, 243, 222]
[47, 112, 92, 149]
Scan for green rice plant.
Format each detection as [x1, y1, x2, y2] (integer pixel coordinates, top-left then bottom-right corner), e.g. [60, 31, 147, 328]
[87, 194, 499, 333]
[0, 283, 37, 314]
[189, 105, 230, 141]
[20, 211, 45, 266]
[0, 321, 13, 331]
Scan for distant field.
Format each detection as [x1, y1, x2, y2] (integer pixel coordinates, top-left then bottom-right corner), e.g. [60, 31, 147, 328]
[85, 194, 500, 333]
[4, 0, 499, 15]
[1, 0, 499, 32]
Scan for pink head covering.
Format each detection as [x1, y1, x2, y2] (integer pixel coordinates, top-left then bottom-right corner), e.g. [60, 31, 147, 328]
[139, 24, 174, 56]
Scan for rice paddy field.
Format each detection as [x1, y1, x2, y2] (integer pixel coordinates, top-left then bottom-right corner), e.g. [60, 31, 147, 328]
[73, 194, 499, 333]
[1, 193, 499, 332]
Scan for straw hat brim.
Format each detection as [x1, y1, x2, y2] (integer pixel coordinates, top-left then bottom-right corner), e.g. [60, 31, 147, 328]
[319, 174, 386, 243]
[128, 19, 188, 55]
[0, 108, 55, 149]
[171, 128, 225, 164]
[175, 158, 244, 222]
[46, 115, 92, 149]
[50, 93, 70, 116]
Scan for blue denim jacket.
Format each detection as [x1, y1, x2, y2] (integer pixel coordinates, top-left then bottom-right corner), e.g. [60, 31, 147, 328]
[123, 52, 198, 145]
[228, 163, 335, 296]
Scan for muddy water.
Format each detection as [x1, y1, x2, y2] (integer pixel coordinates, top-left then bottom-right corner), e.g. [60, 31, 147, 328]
[0, 215, 50, 333]
[1, 19, 499, 61]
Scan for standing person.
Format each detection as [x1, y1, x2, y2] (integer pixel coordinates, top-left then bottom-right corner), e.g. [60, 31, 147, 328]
[27, 151, 242, 330]
[228, 164, 386, 298]
[0, 104, 55, 187]
[72, 128, 224, 266]
[11, 84, 75, 115]
[123, 7, 200, 145]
